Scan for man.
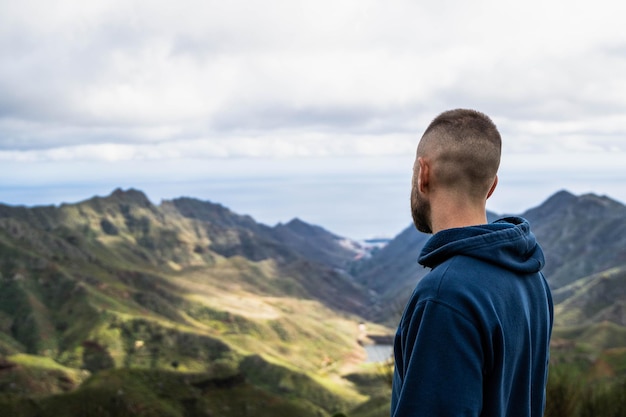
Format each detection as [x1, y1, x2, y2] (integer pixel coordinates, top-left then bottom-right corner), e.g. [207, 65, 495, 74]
[391, 109, 553, 417]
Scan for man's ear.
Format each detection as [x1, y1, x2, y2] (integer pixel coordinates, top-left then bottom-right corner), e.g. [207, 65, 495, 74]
[417, 157, 429, 193]
[486, 175, 498, 199]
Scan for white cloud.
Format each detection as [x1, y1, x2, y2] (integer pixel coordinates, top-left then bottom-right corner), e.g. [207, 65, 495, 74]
[1, 0, 626, 159]
[0, 132, 417, 162]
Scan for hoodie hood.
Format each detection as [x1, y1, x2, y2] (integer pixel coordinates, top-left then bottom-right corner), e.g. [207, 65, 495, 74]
[418, 216, 545, 274]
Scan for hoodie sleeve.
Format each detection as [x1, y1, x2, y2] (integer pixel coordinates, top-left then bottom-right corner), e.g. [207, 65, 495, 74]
[391, 299, 484, 417]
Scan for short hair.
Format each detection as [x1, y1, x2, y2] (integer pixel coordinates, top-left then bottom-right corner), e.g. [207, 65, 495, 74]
[417, 109, 501, 200]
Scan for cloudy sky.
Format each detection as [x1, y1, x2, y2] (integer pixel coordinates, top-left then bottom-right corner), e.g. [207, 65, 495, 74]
[1, 0, 625, 239]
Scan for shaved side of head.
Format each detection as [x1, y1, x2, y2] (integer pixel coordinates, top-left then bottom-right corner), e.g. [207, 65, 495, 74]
[417, 109, 501, 201]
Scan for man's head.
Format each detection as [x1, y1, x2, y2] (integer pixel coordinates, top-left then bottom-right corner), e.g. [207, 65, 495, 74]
[411, 109, 501, 234]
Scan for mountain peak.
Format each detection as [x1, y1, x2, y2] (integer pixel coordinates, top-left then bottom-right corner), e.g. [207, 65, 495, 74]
[531, 190, 624, 216]
[282, 217, 339, 239]
[286, 217, 307, 226]
[108, 188, 152, 206]
[168, 197, 259, 229]
[578, 192, 625, 209]
[522, 189, 579, 221]
[543, 189, 577, 207]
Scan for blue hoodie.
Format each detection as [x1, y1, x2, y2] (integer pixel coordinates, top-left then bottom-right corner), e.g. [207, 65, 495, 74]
[391, 217, 553, 417]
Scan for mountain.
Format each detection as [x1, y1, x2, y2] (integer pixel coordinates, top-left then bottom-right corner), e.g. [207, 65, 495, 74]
[521, 190, 626, 367]
[355, 190, 626, 324]
[352, 211, 501, 324]
[2, 187, 626, 415]
[0, 188, 389, 416]
[165, 196, 365, 270]
[349, 225, 429, 322]
[354, 189, 626, 388]
[522, 190, 626, 289]
[273, 217, 365, 269]
[553, 265, 626, 329]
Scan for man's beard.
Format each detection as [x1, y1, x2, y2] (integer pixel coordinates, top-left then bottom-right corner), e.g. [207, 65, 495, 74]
[411, 186, 432, 234]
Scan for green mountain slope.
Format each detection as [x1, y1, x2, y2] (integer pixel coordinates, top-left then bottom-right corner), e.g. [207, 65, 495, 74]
[352, 211, 500, 324]
[522, 190, 626, 289]
[0, 188, 391, 416]
[356, 191, 626, 324]
[554, 265, 626, 328]
[354, 189, 626, 390]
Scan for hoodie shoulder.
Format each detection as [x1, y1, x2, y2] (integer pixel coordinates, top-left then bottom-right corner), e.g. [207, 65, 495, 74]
[418, 217, 544, 274]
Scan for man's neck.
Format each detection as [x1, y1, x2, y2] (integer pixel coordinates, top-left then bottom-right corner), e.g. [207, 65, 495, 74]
[430, 196, 488, 234]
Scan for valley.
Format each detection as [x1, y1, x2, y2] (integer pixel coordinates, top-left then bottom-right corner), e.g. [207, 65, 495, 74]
[1, 188, 625, 416]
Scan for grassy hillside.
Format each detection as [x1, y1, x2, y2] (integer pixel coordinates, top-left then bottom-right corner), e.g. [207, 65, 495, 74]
[352, 191, 626, 415]
[523, 191, 626, 289]
[0, 189, 393, 416]
[4, 188, 625, 416]
[0, 367, 341, 417]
